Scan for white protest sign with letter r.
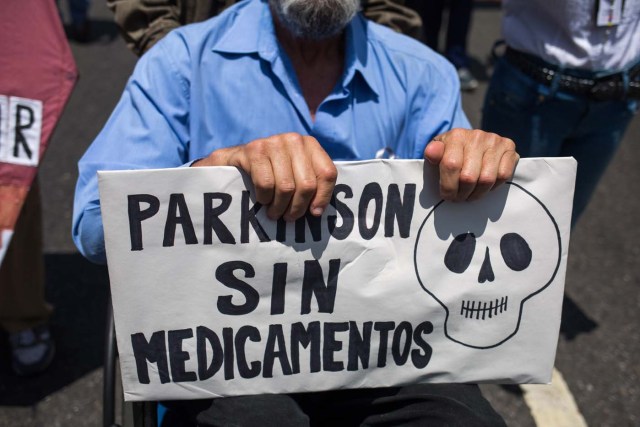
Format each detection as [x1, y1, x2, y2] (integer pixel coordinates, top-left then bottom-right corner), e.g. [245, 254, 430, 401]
[98, 158, 576, 402]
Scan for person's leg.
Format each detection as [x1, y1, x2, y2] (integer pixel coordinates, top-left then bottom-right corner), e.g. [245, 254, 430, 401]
[559, 98, 637, 224]
[298, 384, 504, 426]
[405, 0, 446, 51]
[441, 0, 477, 90]
[0, 180, 54, 375]
[292, 387, 395, 426]
[364, 384, 505, 427]
[444, 0, 473, 70]
[66, 0, 91, 42]
[67, 0, 90, 26]
[0, 180, 51, 333]
[161, 394, 310, 427]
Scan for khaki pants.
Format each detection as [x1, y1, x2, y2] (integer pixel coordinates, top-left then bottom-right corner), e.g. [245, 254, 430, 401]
[0, 181, 52, 333]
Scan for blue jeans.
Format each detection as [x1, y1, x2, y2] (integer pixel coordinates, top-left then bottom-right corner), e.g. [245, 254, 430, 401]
[482, 56, 638, 226]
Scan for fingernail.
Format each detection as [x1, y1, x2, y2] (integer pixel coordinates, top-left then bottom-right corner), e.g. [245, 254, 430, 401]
[311, 206, 324, 216]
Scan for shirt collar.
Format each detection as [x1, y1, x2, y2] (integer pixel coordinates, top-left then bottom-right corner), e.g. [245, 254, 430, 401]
[212, 0, 378, 96]
[343, 14, 379, 97]
[211, 0, 271, 56]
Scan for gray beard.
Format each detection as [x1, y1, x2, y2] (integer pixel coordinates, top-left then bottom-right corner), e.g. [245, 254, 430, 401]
[270, 0, 360, 40]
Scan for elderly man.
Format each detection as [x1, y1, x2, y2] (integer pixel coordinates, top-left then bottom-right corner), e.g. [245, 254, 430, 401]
[74, 0, 516, 425]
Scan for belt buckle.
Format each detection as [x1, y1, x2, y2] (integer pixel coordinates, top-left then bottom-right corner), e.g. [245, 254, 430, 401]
[590, 77, 621, 101]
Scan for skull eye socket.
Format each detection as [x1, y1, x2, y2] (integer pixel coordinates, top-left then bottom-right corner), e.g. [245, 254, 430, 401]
[500, 233, 532, 271]
[445, 233, 476, 274]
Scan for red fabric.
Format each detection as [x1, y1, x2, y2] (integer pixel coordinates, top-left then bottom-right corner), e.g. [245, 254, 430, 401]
[0, 0, 78, 258]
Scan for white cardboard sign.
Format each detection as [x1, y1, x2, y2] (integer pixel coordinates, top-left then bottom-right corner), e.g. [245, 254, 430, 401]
[98, 158, 576, 402]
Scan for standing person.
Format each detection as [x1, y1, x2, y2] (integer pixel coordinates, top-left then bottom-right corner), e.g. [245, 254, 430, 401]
[0, 182, 54, 376]
[60, 0, 92, 42]
[482, 0, 640, 226]
[73, 0, 518, 424]
[69, 0, 91, 41]
[406, 0, 479, 91]
[1, 0, 77, 376]
[107, 0, 422, 57]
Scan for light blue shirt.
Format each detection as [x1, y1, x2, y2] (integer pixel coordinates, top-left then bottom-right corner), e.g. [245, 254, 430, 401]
[72, 0, 469, 264]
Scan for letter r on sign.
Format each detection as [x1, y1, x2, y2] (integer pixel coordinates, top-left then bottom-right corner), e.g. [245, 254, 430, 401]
[0, 95, 43, 167]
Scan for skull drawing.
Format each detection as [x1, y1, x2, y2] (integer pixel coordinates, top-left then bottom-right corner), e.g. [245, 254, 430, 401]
[413, 183, 561, 349]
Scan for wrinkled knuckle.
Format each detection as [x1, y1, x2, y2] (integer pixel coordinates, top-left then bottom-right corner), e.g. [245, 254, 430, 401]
[278, 180, 296, 196]
[298, 178, 317, 195]
[497, 169, 513, 181]
[249, 139, 269, 156]
[442, 157, 461, 173]
[491, 138, 504, 150]
[302, 135, 320, 146]
[459, 171, 478, 186]
[318, 164, 338, 183]
[481, 133, 499, 148]
[472, 129, 487, 138]
[283, 132, 304, 145]
[208, 149, 226, 165]
[477, 174, 496, 187]
[255, 176, 275, 193]
[503, 138, 516, 151]
[448, 128, 465, 140]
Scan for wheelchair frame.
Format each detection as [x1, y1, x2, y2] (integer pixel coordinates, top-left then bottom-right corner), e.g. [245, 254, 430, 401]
[103, 295, 158, 427]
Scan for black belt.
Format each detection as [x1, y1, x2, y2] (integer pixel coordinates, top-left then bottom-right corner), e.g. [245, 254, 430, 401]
[504, 47, 640, 101]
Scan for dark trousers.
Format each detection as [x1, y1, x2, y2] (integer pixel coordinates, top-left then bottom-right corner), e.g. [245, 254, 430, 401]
[481, 55, 639, 226]
[0, 180, 52, 333]
[405, 0, 473, 69]
[161, 384, 506, 427]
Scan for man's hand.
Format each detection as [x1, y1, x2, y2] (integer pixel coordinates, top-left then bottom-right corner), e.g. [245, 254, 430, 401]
[193, 133, 337, 221]
[424, 128, 519, 201]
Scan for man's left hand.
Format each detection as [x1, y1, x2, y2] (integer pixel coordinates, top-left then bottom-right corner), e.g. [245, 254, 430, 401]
[424, 128, 519, 202]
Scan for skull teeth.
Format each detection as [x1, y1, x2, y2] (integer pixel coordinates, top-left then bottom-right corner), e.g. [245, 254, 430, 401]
[460, 297, 508, 319]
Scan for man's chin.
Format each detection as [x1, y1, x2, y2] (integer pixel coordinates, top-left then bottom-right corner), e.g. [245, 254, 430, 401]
[271, 0, 359, 40]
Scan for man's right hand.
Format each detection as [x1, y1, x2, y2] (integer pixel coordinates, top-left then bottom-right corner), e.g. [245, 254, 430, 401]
[193, 133, 338, 221]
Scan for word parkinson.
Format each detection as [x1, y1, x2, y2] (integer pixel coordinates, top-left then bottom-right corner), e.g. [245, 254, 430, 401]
[127, 183, 417, 249]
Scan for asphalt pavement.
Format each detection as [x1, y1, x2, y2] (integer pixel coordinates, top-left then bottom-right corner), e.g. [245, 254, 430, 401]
[0, 2, 638, 426]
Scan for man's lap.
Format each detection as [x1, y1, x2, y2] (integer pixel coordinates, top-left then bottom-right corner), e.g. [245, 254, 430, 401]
[162, 384, 506, 427]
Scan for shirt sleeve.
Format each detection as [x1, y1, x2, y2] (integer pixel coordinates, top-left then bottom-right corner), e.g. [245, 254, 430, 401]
[72, 34, 191, 264]
[409, 55, 471, 159]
